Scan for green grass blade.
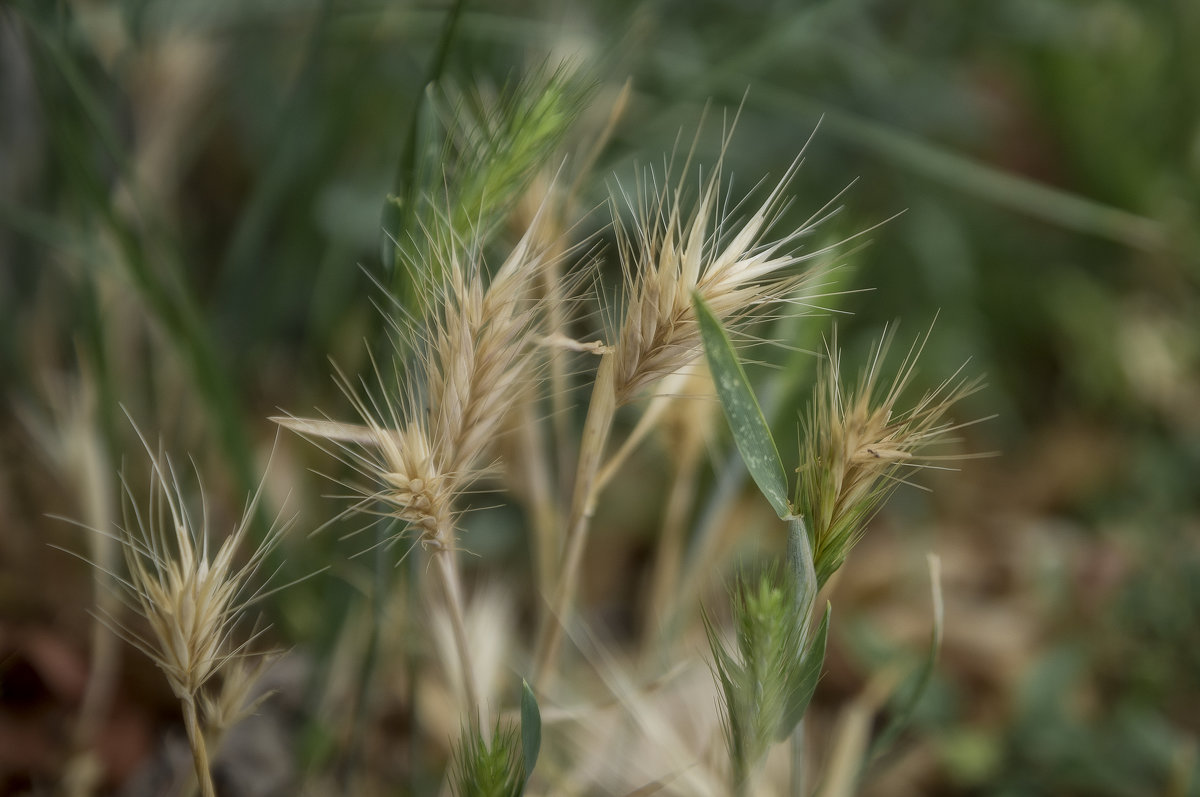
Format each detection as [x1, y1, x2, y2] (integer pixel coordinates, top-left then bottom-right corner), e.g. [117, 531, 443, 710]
[693, 293, 791, 519]
[744, 84, 1167, 252]
[785, 516, 818, 629]
[778, 602, 830, 742]
[386, 0, 469, 267]
[21, 11, 261, 522]
[520, 679, 541, 789]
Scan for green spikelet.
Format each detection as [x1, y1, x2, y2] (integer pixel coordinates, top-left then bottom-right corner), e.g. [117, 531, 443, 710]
[706, 567, 808, 793]
[450, 716, 525, 797]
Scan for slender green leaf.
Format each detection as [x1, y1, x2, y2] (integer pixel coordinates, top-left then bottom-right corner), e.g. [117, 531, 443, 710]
[693, 293, 790, 518]
[778, 602, 831, 741]
[520, 680, 542, 788]
[785, 516, 818, 629]
[741, 83, 1166, 251]
[868, 554, 945, 760]
[385, 0, 469, 272]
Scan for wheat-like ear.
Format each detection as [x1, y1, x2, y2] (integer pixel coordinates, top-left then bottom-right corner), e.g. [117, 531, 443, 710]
[608, 128, 847, 406]
[796, 327, 988, 586]
[92, 424, 289, 797]
[276, 202, 564, 557]
[275, 200, 574, 722]
[111, 435, 283, 701]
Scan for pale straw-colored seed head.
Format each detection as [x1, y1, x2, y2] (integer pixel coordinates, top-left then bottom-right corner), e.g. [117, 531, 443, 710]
[275, 207, 565, 554]
[200, 652, 276, 734]
[608, 135, 844, 406]
[795, 328, 985, 586]
[104, 433, 285, 703]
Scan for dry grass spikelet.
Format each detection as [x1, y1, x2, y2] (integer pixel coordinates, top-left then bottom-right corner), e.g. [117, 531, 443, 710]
[277, 209, 567, 555]
[200, 649, 277, 736]
[106, 434, 285, 704]
[79, 426, 289, 797]
[608, 138, 844, 406]
[796, 328, 986, 586]
[277, 207, 577, 718]
[534, 131, 853, 684]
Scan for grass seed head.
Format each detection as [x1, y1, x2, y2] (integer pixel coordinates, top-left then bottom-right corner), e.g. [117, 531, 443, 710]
[279, 210, 563, 555]
[200, 652, 276, 734]
[450, 715, 525, 797]
[609, 150, 826, 405]
[705, 567, 806, 790]
[107, 437, 284, 704]
[795, 329, 984, 586]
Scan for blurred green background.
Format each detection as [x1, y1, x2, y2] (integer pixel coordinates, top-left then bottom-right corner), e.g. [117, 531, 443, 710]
[2, 0, 1198, 795]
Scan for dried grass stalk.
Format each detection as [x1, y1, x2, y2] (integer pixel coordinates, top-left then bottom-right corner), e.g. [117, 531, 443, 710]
[276, 208, 568, 719]
[94, 429, 287, 797]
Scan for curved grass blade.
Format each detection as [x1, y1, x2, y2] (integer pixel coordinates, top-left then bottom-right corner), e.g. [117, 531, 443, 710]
[785, 516, 818, 630]
[778, 602, 831, 742]
[520, 680, 542, 790]
[693, 293, 790, 519]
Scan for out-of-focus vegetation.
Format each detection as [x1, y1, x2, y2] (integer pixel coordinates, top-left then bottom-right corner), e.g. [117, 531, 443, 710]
[1, 0, 1198, 795]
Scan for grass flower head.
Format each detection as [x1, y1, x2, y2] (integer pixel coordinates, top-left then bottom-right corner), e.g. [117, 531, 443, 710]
[608, 148, 839, 404]
[278, 212, 564, 556]
[796, 329, 984, 586]
[108, 438, 284, 703]
[86, 427, 289, 797]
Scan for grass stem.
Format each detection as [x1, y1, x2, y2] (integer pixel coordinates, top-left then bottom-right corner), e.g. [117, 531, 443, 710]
[433, 546, 484, 726]
[181, 697, 216, 797]
[790, 720, 806, 797]
[645, 445, 703, 643]
[533, 353, 617, 687]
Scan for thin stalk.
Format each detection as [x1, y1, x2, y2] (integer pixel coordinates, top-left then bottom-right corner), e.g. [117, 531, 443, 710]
[546, 257, 580, 534]
[340, 520, 396, 785]
[516, 399, 560, 600]
[405, 551, 423, 793]
[533, 353, 617, 687]
[644, 445, 702, 643]
[548, 80, 630, 515]
[67, 351, 120, 783]
[392, 0, 467, 204]
[734, 763, 763, 797]
[592, 375, 682, 497]
[432, 547, 483, 726]
[181, 697, 216, 797]
[790, 720, 806, 797]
